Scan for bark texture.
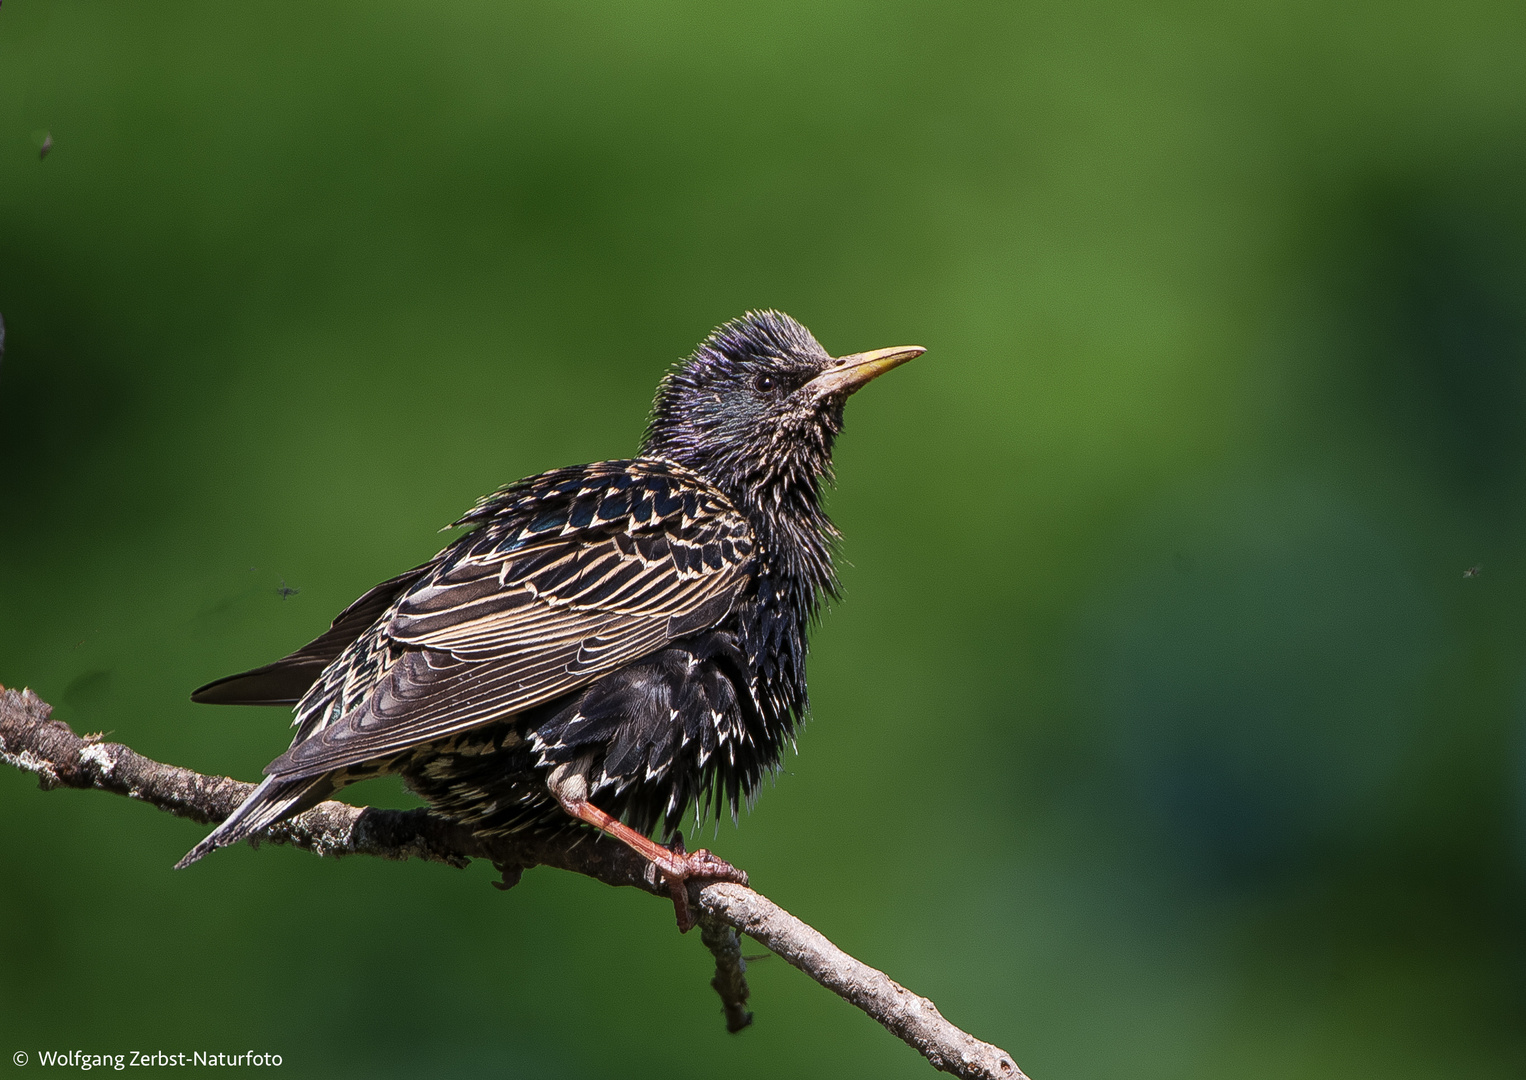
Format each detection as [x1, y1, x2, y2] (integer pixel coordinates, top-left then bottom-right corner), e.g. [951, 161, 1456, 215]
[0, 684, 1023, 1080]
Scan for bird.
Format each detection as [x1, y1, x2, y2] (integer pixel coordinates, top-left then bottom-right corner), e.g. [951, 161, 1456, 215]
[180, 310, 923, 930]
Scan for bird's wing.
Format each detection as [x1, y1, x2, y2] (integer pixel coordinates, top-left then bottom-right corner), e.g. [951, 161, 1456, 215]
[265, 461, 755, 780]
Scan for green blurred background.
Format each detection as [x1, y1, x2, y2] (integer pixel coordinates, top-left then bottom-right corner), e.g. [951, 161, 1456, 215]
[4, 1, 1526, 1076]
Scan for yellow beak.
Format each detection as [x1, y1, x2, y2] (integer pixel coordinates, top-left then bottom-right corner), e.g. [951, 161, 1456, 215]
[805, 345, 926, 400]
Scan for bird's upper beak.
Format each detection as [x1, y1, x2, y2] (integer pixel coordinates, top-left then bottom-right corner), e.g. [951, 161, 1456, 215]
[805, 345, 926, 400]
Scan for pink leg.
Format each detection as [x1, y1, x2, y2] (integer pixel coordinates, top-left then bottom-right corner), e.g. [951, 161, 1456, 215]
[553, 792, 747, 932]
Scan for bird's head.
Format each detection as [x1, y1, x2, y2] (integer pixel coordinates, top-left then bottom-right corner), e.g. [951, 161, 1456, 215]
[641, 311, 923, 510]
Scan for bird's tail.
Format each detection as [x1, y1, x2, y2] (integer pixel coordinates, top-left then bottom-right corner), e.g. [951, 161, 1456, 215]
[176, 773, 334, 869]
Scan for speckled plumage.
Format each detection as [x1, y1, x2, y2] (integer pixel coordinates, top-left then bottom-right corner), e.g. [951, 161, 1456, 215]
[180, 311, 921, 877]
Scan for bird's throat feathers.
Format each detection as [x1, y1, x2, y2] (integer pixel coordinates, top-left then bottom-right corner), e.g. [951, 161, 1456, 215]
[734, 465, 841, 619]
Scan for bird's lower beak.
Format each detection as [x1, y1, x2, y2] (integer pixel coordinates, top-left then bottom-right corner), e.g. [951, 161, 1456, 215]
[806, 345, 926, 400]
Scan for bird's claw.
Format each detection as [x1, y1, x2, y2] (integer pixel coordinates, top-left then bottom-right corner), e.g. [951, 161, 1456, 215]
[655, 844, 748, 933]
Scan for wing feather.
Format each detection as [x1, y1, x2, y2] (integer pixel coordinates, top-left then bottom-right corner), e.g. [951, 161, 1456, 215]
[266, 460, 754, 780]
[190, 565, 431, 706]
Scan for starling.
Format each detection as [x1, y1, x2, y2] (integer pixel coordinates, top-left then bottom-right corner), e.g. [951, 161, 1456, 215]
[180, 311, 923, 929]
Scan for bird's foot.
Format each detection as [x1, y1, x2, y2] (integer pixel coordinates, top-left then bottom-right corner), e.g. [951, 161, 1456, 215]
[549, 777, 749, 933]
[652, 834, 748, 933]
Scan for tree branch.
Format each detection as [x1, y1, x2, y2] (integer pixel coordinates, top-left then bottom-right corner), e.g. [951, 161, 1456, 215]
[0, 684, 1024, 1080]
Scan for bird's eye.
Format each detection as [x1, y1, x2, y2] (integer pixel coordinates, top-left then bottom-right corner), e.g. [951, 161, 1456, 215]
[753, 373, 778, 394]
